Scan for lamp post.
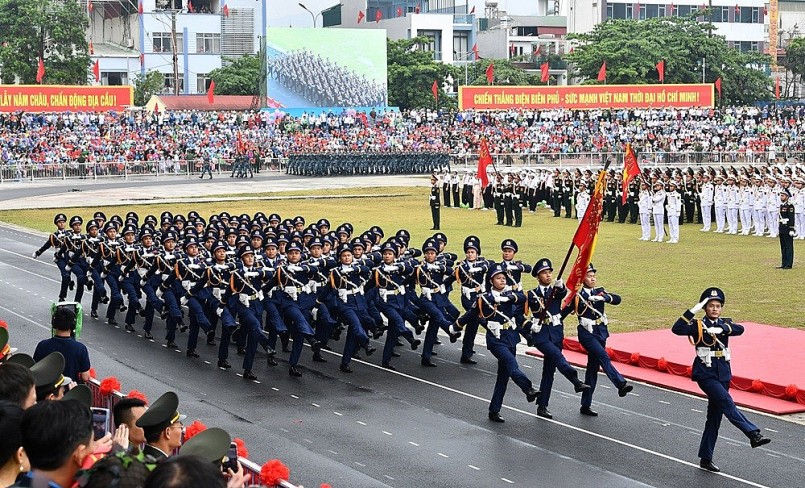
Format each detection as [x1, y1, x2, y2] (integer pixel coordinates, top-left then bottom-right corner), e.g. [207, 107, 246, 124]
[298, 3, 318, 27]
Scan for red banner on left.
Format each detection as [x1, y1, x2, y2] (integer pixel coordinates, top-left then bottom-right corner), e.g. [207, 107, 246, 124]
[0, 85, 134, 112]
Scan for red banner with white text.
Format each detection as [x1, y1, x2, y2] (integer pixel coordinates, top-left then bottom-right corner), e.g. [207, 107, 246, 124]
[0, 85, 134, 112]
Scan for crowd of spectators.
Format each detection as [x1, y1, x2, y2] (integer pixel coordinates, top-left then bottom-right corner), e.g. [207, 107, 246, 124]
[0, 106, 804, 172]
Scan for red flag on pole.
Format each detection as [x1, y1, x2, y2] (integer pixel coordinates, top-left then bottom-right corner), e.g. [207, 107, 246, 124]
[597, 62, 607, 82]
[485, 63, 494, 84]
[88, 1, 93, 12]
[138, 1, 143, 15]
[534, 46, 541, 56]
[92, 59, 100, 82]
[375, 9, 382, 21]
[775, 76, 780, 99]
[223, 4, 229, 16]
[139, 53, 145, 66]
[562, 169, 607, 308]
[357, 10, 365, 23]
[431, 80, 438, 103]
[470, 5, 476, 14]
[397, 6, 402, 16]
[36, 57, 45, 84]
[415, 5, 420, 13]
[621, 143, 641, 204]
[656, 60, 665, 83]
[207, 80, 216, 104]
[477, 139, 492, 187]
[540, 62, 549, 82]
[187, 0, 194, 12]
[714, 77, 722, 97]
[472, 43, 479, 60]
[89, 41, 94, 55]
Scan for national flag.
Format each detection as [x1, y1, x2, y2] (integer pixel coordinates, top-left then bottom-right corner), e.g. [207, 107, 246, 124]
[509, 44, 516, 56]
[92, 60, 100, 82]
[714, 77, 722, 97]
[562, 169, 607, 308]
[470, 6, 475, 14]
[477, 138, 492, 187]
[89, 41, 94, 55]
[36, 57, 45, 83]
[735, 4, 740, 14]
[207, 80, 216, 104]
[485, 63, 494, 84]
[187, 0, 194, 12]
[431, 80, 438, 103]
[775, 76, 780, 100]
[656, 60, 664, 83]
[621, 143, 640, 204]
[472, 43, 479, 60]
[223, 4, 229, 17]
[139, 53, 145, 66]
[569, 47, 575, 54]
[597, 61, 606, 82]
[540, 62, 549, 82]
[397, 6, 402, 16]
[415, 5, 420, 14]
[88, 1, 93, 12]
[763, 6, 768, 14]
[375, 9, 382, 22]
[534, 46, 541, 56]
[670, 3, 675, 13]
[357, 10, 365, 23]
[138, 1, 143, 15]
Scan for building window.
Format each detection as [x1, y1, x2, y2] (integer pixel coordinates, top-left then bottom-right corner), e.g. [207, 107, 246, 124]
[101, 72, 128, 86]
[676, 5, 691, 16]
[515, 26, 538, 36]
[221, 8, 255, 56]
[152, 32, 183, 53]
[646, 4, 658, 18]
[162, 73, 184, 93]
[739, 7, 760, 23]
[658, 5, 666, 17]
[197, 74, 211, 94]
[418, 29, 441, 60]
[710, 6, 728, 23]
[196, 33, 221, 53]
[625, 4, 633, 18]
[453, 32, 468, 60]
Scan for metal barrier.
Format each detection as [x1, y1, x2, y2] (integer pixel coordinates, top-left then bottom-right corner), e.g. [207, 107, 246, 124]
[85, 378, 296, 487]
[0, 158, 288, 183]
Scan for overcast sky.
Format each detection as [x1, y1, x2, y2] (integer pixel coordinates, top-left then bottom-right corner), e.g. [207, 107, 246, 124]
[269, 0, 537, 28]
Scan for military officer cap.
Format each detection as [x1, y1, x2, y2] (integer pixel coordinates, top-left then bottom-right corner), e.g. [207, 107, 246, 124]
[343, 223, 354, 234]
[235, 235, 249, 247]
[432, 232, 447, 244]
[178, 427, 231, 464]
[250, 230, 264, 241]
[236, 225, 249, 236]
[144, 215, 158, 226]
[225, 228, 238, 238]
[587, 263, 597, 273]
[188, 211, 200, 221]
[183, 237, 199, 249]
[532, 258, 553, 276]
[293, 216, 305, 225]
[308, 237, 324, 248]
[303, 228, 316, 239]
[69, 215, 83, 227]
[173, 215, 186, 224]
[350, 238, 365, 250]
[501, 239, 518, 253]
[395, 229, 411, 241]
[218, 211, 230, 220]
[289, 231, 303, 242]
[6, 352, 35, 368]
[382, 241, 399, 256]
[54, 213, 67, 224]
[160, 211, 173, 221]
[135, 391, 185, 434]
[160, 216, 173, 227]
[121, 224, 137, 236]
[125, 211, 139, 223]
[124, 218, 138, 228]
[212, 240, 227, 253]
[204, 230, 218, 241]
[93, 211, 107, 221]
[277, 233, 290, 244]
[86, 220, 99, 232]
[336, 226, 350, 237]
[321, 235, 334, 247]
[184, 228, 199, 239]
[62, 384, 92, 409]
[668, 180, 678, 188]
[161, 231, 177, 244]
[140, 228, 154, 240]
[337, 243, 353, 256]
[317, 218, 330, 229]
[110, 215, 124, 226]
[103, 222, 119, 234]
[31, 351, 66, 396]
[280, 219, 293, 229]
[238, 213, 249, 222]
[781, 188, 792, 197]
[370, 226, 384, 238]
[487, 263, 507, 282]
[286, 241, 303, 253]
[463, 235, 481, 254]
[699, 287, 725, 305]
[268, 213, 281, 223]
[422, 239, 438, 253]
[238, 246, 255, 258]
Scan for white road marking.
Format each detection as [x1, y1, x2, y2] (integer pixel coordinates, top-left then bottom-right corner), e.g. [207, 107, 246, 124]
[468, 465, 480, 470]
[658, 400, 671, 405]
[766, 428, 778, 433]
[0, 305, 50, 331]
[311, 403, 320, 408]
[291, 395, 299, 399]
[354, 462, 365, 467]
[384, 475, 395, 480]
[437, 452, 448, 458]
[409, 442, 419, 447]
[327, 450, 338, 455]
[501, 477, 514, 484]
[357, 421, 367, 426]
[333, 411, 343, 416]
[765, 453, 780, 458]
[271, 388, 279, 391]
[303, 439, 312, 444]
[691, 408, 704, 413]
[383, 431, 392, 436]
[523, 364, 532, 368]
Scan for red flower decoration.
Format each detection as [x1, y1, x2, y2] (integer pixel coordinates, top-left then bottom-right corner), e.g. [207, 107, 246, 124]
[321, 484, 332, 488]
[751, 379, 764, 392]
[260, 459, 290, 486]
[127, 390, 148, 404]
[685, 366, 692, 377]
[183, 420, 207, 441]
[99, 376, 121, 396]
[630, 352, 641, 364]
[0, 319, 8, 329]
[785, 384, 798, 399]
[88, 368, 97, 379]
[234, 437, 248, 458]
[657, 357, 668, 371]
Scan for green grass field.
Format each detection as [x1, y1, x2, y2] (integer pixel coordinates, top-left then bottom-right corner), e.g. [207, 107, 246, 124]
[1, 186, 799, 333]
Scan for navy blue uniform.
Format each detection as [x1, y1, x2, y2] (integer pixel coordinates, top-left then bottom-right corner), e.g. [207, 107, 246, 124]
[374, 261, 419, 365]
[454, 258, 490, 361]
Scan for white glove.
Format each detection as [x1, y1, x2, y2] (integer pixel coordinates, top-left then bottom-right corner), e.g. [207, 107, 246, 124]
[426, 263, 440, 271]
[32, 251, 39, 258]
[449, 323, 462, 335]
[189, 264, 201, 270]
[468, 266, 482, 273]
[244, 271, 259, 278]
[791, 230, 796, 237]
[530, 322, 542, 334]
[383, 265, 398, 272]
[587, 295, 605, 302]
[181, 280, 191, 291]
[690, 298, 709, 314]
[507, 264, 518, 271]
[494, 295, 510, 303]
[706, 326, 723, 335]
[288, 265, 304, 272]
[214, 264, 229, 271]
[139, 280, 147, 287]
[553, 278, 564, 289]
[155, 288, 163, 299]
[180, 296, 188, 306]
[100, 272, 107, 279]
[125, 246, 136, 253]
[341, 266, 354, 274]
[239, 293, 249, 306]
[216, 307, 224, 317]
[65, 265, 72, 272]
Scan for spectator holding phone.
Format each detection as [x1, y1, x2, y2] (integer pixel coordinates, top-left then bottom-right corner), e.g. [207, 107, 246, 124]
[33, 307, 90, 384]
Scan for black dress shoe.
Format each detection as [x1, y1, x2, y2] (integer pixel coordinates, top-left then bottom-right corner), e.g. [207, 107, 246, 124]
[101, 295, 110, 304]
[421, 358, 437, 367]
[108, 318, 118, 326]
[339, 364, 353, 373]
[186, 349, 199, 358]
[750, 432, 771, 448]
[242, 370, 257, 381]
[206, 331, 216, 346]
[143, 332, 154, 340]
[391, 351, 401, 358]
[179, 323, 188, 333]
[580, 406, 598, 417]
[618, 384, 634, 397]
[430, 351, 438, 356]
[364, 345, 376, 356]
[267, 355, 278, 366]
[288, 366, 302, 377]
[217, 359, 231, 369]
[236, 346, 246, 356]
[526, 388, 540, 403]
[575, 382, 591, 393]
[312, 352, 327, 363]
[395, 340, 404, 347]
[699, 459, 720, 472]
[449, 332, 461, 343]
[411, 339, 421, 350]
[536, 407, 553, 419]
[125, 323, 135, 332]
[488, 412, 505, 423]
[166, 342, 178, 349]
[381, 363, 397, 370]
[90, 310, 99, 319]
[460, 357, 477, 365]
[434, 339, 442, 345]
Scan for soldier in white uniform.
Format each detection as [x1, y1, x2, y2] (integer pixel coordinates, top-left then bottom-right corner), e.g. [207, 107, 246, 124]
[752, 176, 767, 236]
[699, 173, 714, 232]
[794, 178, 805, 239]
[738, 176, 754, 235]
[766, 178, 780, 238]
[666, 181, 682, 243]
[725, 176, 739, 235]
[575, 182, 590, 222]
[638, 181, 652, 241]
[713, 175, 727, 233]
[651, 181, 666, 242]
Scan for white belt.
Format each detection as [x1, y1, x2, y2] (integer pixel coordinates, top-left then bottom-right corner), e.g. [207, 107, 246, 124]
[137, 268, 148, 278]
[696, 346, 731, 363]
[212, 287, 223, 300]
[579, 314, 607, 332]
[540, 313, 562, 326]
[461, 285, 481, 298]
[421, 285, 445, 299]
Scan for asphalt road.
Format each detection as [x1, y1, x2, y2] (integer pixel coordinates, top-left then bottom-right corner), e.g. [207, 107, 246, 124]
[1, 223, 803, 488]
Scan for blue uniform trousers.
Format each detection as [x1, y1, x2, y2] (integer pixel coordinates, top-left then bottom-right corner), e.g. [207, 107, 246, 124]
[104, 272, 123, 321]
[120, 275, 141, 326]
[460, 294, 480, 360]
[488, 330, 534, 414]
[338, 306, 372, 367]
[230, 298, 268, 371]
[278, 298, 315, 367]
[696, 378, 759, 460]
[534, 336, 578, 409]
[377, 300, 416, 364]
[578, 327, 626, 408]
[69, 261, 89, 303]
[418, 299, 452, 360]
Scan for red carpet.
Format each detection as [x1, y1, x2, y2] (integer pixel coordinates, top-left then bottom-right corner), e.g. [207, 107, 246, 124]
[525, 322, 805, 415]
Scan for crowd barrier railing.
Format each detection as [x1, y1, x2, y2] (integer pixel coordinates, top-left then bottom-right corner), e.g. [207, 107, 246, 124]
[0, 158, 287, 183]
[85, 378, 296, 487]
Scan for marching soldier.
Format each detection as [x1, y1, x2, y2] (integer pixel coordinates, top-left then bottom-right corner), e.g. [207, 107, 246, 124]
[454, 236, 489, 364]
[672, 288, 770, 472]
[33, 213, 71, 301]
[429, 174, 441, 230]
[416, 239, 461, 367]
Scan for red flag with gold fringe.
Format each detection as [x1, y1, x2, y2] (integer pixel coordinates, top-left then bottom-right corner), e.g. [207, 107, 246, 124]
[621, 143, 640, 204]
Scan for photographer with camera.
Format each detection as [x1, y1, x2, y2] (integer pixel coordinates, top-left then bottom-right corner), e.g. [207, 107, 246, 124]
[33, 306, 91, 384]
